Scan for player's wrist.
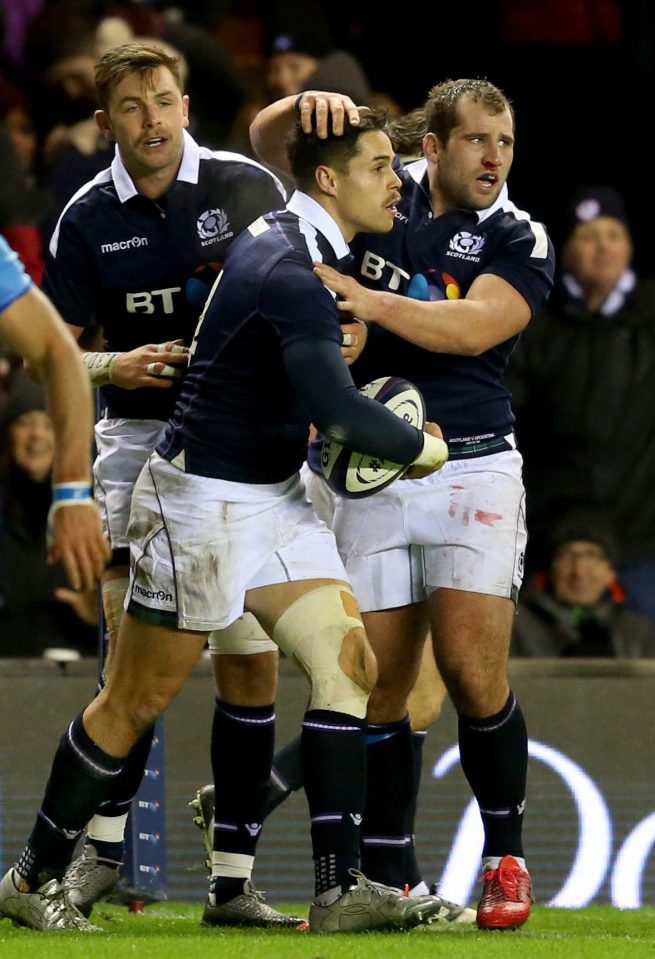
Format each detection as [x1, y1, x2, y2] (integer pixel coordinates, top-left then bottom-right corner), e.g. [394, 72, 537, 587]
[81, 351, 121, 386]
[51, 481, 95, 507]
[412, 432, 449, 470]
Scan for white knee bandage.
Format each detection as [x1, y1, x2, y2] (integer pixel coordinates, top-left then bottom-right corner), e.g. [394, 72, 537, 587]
[102, 577, 129, 639]
[208, 612, 277, 655]
[272, 585, 373, 718]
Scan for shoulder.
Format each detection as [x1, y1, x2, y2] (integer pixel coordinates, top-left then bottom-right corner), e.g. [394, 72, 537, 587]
[198, 148, 285, 194]
[48, 167, 115, 256]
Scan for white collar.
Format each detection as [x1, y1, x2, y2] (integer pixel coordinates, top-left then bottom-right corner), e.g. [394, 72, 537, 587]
[563, 268, 637, 316]
[286, 191, 350, 259]
[111, 129, 200, 203]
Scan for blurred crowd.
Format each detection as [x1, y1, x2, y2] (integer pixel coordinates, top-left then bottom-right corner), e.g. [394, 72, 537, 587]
[1, 0, 653, 660]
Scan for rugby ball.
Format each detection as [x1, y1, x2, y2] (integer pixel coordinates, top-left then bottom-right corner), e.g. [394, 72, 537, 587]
[321, 376, 426, 499]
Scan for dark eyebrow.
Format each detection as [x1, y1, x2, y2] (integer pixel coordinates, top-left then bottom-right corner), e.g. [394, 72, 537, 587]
[117, 89, 177, 107]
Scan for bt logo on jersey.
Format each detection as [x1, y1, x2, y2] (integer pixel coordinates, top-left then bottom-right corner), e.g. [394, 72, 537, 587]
[360, 250, 410, 291]
[126, 288, 182, 314]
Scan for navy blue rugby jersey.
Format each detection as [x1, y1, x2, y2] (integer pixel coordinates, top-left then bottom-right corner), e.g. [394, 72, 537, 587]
[42, 131, 285, 421]
[159, 192, 424, 484]
[0, 236, 31, 311]
[350, 159, 555, 450]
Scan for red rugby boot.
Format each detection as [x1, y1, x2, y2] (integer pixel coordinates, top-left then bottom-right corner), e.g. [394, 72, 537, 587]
[476, 855, 532, 930]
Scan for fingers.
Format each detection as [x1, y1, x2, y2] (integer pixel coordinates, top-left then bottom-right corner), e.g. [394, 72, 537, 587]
[146, 362, 184, 378]
[52, 507, 110, 592]
[156, 340, 189, 355]
[299, 93, 361, 137]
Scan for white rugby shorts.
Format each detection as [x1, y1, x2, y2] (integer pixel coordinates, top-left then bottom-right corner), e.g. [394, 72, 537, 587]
[303, 443, 526, 611]
[94, 417, 167, 549]
[126, 453, 348, 631]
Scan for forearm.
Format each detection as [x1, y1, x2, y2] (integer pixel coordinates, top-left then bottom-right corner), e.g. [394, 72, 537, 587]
[42, 331, 94, 485]
[313, 265, 532, 355]
[284, 338, 423, 464]
[2, 287, 94, 482]
[81, 350, 121, 386]
[249, 95, 298, 172]
[371, 291, 493, 355]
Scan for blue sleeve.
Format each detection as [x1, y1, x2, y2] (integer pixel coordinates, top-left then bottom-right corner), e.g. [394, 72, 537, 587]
[484, 220, 556, 318]
[0, 236, 32, 313]
[42, 214, 97, 328]
[283, 337, 423, 465]
[259, 256, 343, 350]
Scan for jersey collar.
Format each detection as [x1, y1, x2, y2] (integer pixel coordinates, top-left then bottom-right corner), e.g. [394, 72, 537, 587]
[286, 191, 350, 261]
[403, 157, 509, 223]
[111, 130, 201, 203]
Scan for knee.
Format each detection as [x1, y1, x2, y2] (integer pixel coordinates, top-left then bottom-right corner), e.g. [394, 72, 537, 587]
[273, 585, 376, 719]
[213, 651, 279, 704]
[95, 685, 168, 743]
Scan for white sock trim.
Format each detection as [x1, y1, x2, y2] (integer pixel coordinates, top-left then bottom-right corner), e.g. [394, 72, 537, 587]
[211, 852, 254, 879]
[86, 813, 129, 844]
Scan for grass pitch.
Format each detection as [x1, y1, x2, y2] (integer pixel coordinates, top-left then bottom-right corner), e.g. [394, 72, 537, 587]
[1, 902, 655, 959]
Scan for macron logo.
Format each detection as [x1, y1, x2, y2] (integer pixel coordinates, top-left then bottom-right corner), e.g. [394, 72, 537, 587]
[101, 236, 149, 253]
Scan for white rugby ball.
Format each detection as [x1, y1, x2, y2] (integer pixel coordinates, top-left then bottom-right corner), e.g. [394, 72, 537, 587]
[321, 376, 426, 499]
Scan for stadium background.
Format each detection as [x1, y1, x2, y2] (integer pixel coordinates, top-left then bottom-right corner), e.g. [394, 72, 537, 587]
[1, 656, 654, 908]
[216, 0, 651, 267]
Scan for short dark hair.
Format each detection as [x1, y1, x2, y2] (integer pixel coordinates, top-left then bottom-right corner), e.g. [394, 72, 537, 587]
[424, 78, 513, 145]
[287, 107, 388, 191]
[95, 42, 184, 113]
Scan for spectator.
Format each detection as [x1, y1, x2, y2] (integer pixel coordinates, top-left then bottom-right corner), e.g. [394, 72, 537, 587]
[507, 186, 655, 625]
[512, 511, 655, 657]
[0, 83, 48, 282]
[0, 370, 98, 657]
[265, 8, 371, 105]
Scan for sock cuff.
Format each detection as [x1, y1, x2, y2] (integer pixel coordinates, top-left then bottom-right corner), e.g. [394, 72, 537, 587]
[458, 691, 519, 732]
[303, 709, 366, 733]
[367, 715, 410, 745]
[67, 714, 124, 779]
[215, 699, 275, 724]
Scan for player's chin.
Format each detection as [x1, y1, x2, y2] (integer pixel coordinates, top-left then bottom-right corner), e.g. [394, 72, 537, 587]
[376, 210, 397, 233]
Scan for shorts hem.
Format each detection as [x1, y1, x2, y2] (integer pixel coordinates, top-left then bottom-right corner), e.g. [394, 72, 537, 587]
[127, 600, 179, 629]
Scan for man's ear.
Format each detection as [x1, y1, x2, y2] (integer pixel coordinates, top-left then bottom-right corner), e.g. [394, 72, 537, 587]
[422, 131, 440, 163]
[315, 164, 338, 197]
[95, 110, 115, 142]
[182, 94, 190, 129]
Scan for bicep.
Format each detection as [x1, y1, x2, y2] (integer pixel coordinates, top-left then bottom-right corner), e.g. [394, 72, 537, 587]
[466, 273, 532, 342]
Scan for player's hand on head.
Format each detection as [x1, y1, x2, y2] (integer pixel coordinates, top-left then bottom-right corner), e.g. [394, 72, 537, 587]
[297, 91, 361, 138]
[314, 263, 378, 323]
[48, 504, 110, 592]
[340, 318, 368, 365]
[404, 422, 449, 480]
[110, 340, 189, 389]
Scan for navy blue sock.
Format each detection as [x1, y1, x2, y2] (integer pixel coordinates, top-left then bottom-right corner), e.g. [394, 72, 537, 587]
[458, 691, 527, 858]
[361, 716, 416, 889]
[16, 714, 123, 888]
[262, 734, 303, 817]
[87, 724, 156, 863]
[301, 709, 366, 896]
[210, 698, 275, 902]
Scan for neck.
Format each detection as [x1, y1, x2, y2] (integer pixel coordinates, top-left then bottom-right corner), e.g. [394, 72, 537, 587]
[308, 192, 354, 242]
[132, 167, 179, 200]
[579, 280, 613, 313]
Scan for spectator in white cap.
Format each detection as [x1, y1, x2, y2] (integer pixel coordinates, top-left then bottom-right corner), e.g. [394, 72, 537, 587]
[507, 185, 655, 627]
